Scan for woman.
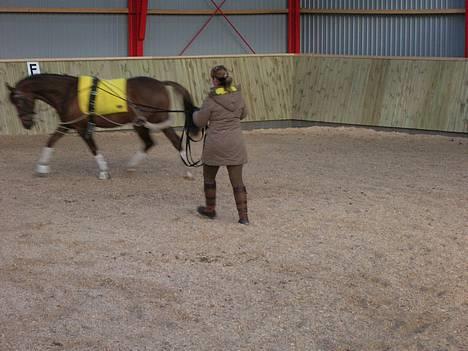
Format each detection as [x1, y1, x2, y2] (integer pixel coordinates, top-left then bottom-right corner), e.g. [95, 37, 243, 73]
[193, 65, 249, 225]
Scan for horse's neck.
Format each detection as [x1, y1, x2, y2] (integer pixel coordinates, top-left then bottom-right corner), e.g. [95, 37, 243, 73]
[23, 77, 75, 110]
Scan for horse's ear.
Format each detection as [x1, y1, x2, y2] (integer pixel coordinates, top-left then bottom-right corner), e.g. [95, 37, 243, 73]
[5, 83, 15, 92]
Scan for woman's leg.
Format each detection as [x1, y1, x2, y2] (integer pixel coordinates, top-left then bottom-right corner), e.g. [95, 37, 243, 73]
[197, 165, 220, 218]
[227, 165, 249, 225]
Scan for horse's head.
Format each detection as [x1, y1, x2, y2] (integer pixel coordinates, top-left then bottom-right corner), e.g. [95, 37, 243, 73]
[6, 83, 36, 129]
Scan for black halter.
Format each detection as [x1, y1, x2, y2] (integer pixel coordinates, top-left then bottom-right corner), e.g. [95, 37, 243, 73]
[12, 92, 36, 119]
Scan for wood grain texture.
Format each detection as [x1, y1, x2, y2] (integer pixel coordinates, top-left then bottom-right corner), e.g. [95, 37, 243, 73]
[1, 55, 467, 135]
[0, 56, 293, 135]
[294, 56, 468, 133]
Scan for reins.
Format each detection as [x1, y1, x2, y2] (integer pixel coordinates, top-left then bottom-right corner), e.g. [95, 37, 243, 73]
[96, 83, 186, 114]
[14, 76, 205, 167]
[96, 82, 205, 167]
[179, 119, 205, 168]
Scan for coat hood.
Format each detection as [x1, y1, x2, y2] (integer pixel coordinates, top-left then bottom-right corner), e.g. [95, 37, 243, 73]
[209, 85, 242, 112]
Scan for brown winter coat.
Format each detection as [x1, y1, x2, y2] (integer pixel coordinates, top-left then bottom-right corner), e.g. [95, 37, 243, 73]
[193, 88, 248, 166]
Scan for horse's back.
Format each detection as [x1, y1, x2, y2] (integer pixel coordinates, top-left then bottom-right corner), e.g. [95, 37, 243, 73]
[127, 77, 170, 105]
[128, 76, 165, 89]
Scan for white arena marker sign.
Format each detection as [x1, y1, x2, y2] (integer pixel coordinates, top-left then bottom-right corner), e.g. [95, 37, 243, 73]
[27, 62, 41, 76]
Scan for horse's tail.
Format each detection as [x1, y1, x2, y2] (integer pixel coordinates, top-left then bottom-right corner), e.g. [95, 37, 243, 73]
[162, 80, 194, 106]
[162, 80, 199, 134]
[162, 80, 203, 167]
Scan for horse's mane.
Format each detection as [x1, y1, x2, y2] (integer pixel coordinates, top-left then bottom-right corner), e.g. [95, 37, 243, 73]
[26, 73, 76, 81]
[16, 73, 77, 89]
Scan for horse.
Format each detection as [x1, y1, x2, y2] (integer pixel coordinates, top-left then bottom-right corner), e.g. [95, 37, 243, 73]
[6, 73, 201, 179]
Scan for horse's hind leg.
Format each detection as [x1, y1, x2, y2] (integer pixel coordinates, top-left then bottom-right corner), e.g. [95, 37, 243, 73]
[36, 125, 68, 176]
[162, 127, 194, 180]
[127, 125, 155, 171]
[161, 127, 181, 151]
[78, 130, 110, 180]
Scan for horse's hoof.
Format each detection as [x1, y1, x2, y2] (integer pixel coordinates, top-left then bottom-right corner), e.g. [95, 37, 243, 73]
[35, 164, 50, 176]
[184, 171, 194, 180]
[98, 171, 111, 180]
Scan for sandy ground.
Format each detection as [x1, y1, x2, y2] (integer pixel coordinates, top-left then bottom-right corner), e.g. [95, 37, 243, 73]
[0, 126, 467, 351]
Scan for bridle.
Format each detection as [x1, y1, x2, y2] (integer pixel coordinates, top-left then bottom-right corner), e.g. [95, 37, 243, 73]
[11, 91, 36, 121]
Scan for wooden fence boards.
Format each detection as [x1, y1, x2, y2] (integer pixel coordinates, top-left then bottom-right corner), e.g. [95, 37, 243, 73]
[295, 56, 468, 133]
[1, 55, 467, 135]
[0, 55, 293, 135]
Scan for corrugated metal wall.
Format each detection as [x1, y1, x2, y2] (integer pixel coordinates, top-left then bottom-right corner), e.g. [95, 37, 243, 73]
[302, 0, 465, 10]
[301, 0, 466, 57]
[0, 1, 466, 58]
[146, 0, 287, 55]
[149, 0, 287, 10]
[0, 0, 287, 59]
[0, 0, 126, 7]
[0, 0, 127, 59]
[145, 15, 286, 56]
[0, 14, 127, 59]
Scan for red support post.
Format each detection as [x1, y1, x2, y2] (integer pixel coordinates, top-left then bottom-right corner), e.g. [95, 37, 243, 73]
[128, 0, 148, 57]
[288, 0, 300, 54]
[136, 0, 148, 56]
[465, 0, 468, 57]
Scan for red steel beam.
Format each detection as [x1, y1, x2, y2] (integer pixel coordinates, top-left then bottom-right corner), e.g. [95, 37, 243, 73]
[465, 0, 468, 57]
[128, 0, 148, 56]
[136, 0, 148, 56]
[288, 0, 300, 54]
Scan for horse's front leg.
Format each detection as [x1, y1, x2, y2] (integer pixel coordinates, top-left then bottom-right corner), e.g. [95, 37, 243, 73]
[36, 126, 68, 176]
[79, 130, 110, 180]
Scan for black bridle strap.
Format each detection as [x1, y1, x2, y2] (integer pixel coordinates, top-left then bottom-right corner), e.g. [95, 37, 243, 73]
[12, 92, 36, 118]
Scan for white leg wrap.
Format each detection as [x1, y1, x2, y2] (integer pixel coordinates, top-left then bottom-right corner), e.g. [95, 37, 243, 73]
[95, 153, 108, 171]
[184, 170, 194, 180]
[36, 147, 53, 175]
[95, 153, 110, 179]
[179, 151, 194, 180]
[38, 147, 53, 165]
[127, 150, 147, 170]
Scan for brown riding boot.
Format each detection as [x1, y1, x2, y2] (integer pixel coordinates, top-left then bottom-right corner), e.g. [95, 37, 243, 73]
[233, 186, 249, 225]
[197, 182, 216, 219]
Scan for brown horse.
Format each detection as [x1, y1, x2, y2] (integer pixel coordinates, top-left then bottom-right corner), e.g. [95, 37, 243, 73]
[6, 74, 200, 179]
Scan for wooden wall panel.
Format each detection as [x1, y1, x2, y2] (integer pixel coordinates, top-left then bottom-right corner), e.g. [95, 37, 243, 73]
[294, 56, 468, 133]
[0, 55, 293, 135]
[1, 55, 467, 135]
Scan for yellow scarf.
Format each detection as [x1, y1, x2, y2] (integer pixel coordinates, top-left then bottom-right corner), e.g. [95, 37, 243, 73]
[213, 86, 238, 96]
